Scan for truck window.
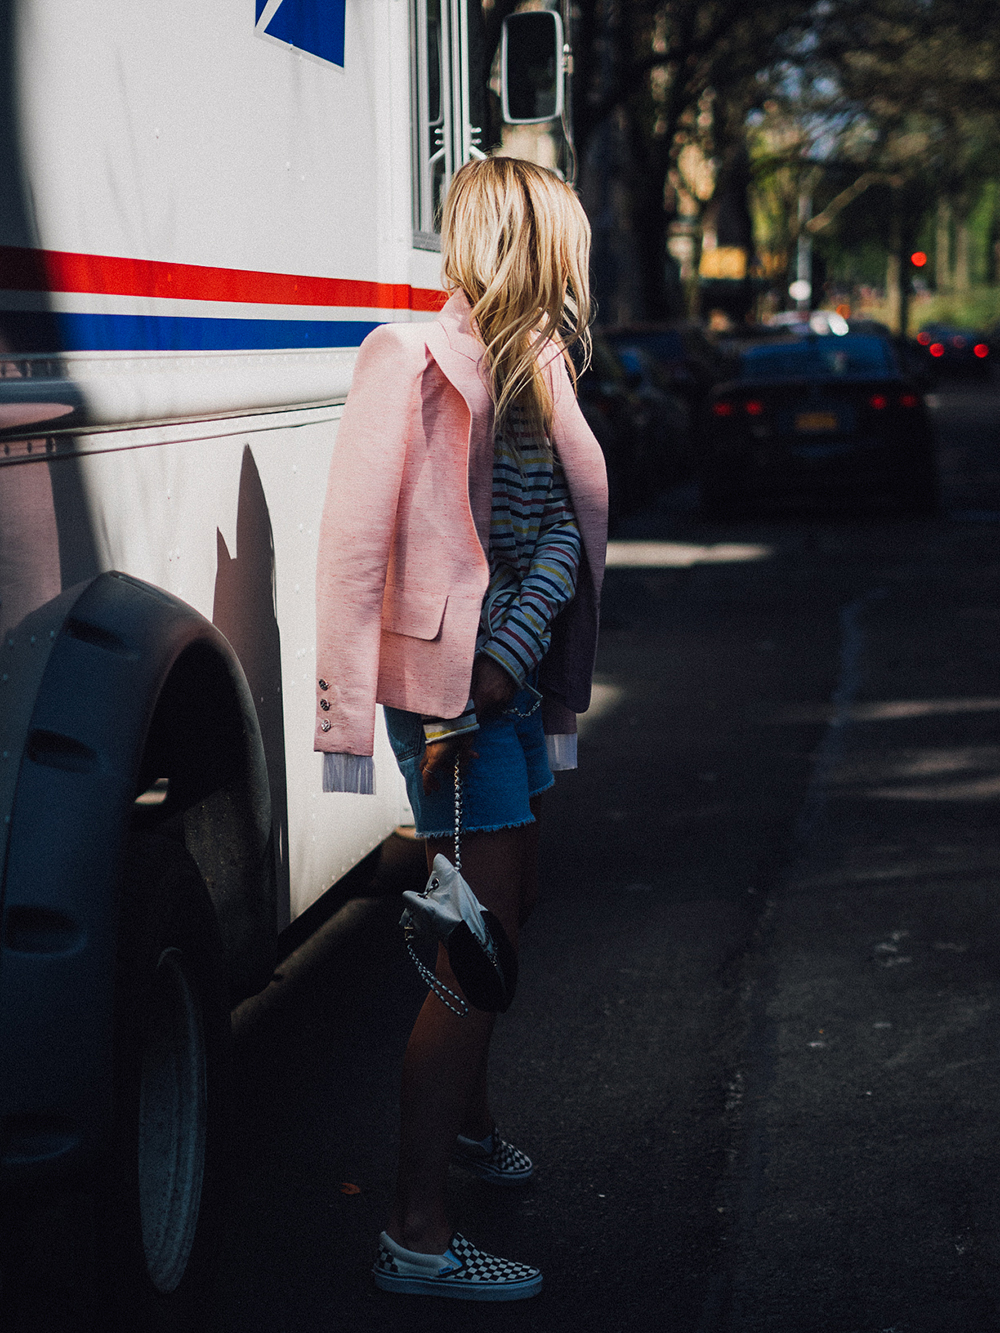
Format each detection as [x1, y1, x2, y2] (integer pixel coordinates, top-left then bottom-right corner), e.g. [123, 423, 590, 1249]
[411, 0, 486, 248]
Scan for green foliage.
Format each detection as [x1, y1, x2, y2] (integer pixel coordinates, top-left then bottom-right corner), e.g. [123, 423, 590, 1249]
[570, 0, 1000, 320]
[918, 287, 1000, 329]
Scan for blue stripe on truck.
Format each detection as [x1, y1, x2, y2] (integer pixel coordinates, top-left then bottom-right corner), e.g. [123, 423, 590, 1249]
[0, 311, 379, 353]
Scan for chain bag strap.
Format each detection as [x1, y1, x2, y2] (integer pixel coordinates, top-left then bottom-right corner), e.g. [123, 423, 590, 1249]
[400, 757, 518, 1015]
[402, 759, 469, 1017]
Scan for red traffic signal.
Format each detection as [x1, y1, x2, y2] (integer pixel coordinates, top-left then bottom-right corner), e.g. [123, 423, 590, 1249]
[910, 251, 928, 267]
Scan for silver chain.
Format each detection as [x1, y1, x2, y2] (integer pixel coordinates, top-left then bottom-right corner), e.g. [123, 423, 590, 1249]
[501, 694, 541, 719]
[398, 758, 471, 1019]
[453, 757, 462, 872]
[399, 756, 469, 1018]
[405, 940, 468, 1017]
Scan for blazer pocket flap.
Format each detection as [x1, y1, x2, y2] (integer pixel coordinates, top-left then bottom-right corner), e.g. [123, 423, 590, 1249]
[384, 588, 448, 641]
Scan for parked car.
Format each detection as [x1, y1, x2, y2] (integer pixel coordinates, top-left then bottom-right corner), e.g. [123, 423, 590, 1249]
[765, 310, 850, 337]
[845, 318, 933, 389]
[612, 343, 693, 486]
[915, 324, 992, 378]
[603, 323, 726, 421]
[698, 334, 938, 517]
[576, 332, 666, 528]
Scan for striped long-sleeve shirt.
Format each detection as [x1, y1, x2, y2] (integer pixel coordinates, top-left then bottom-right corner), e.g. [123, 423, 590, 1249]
[422, 410, 582, 743]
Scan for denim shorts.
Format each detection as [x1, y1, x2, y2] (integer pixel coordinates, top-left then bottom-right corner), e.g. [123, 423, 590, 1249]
[383, 684, 554, 838]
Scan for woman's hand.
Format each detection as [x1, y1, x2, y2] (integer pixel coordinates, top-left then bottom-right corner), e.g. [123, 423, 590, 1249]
[420, 733, 479, 795]
[471, 656, 518, 719]
[419, 659, 518, 793]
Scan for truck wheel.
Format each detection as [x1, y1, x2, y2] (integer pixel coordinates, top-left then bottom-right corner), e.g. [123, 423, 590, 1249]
[101, 833, 232, 1332]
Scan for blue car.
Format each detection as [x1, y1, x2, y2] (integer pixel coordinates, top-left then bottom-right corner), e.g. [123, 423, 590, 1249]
[699, 335, 938, 517]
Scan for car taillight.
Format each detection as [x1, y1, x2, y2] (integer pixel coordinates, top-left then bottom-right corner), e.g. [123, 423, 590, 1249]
[869, 394, 888, 410]
[929, 343, 945, 357]
[974, 343, 989, 358]
[916, 332, 931, 345]
[744, 399, 764, 416]
[899, 393, 920, 408]
[711, 401, 734, 416]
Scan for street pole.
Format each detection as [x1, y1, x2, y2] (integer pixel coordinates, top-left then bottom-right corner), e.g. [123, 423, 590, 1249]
[796, 188, 812, 312]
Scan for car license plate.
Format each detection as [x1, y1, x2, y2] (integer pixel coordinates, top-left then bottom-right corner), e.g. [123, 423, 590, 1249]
[795, 411, 838, 432]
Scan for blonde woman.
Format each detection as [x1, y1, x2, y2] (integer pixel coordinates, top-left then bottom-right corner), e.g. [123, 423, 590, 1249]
[315, 157, 607, 1300]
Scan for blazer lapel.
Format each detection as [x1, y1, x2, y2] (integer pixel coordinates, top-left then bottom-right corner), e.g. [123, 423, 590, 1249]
[424, 291, 490, 396]
[424, 292, 495, 549]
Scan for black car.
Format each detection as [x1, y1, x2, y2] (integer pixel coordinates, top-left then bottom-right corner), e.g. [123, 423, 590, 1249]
[699, 334, 938, 517]
[577, 332, 665, 528]
[603, 323, 726, 421]
[612, 343, 693, 487]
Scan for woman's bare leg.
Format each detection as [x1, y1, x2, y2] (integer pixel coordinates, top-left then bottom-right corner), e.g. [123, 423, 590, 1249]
[460, 795, 542, 1139]
[386, 811, 539, 1254]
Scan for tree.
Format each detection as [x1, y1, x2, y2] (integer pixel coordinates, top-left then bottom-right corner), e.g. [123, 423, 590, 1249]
[789, 0, 1000, 328]
[570, 0, 817, 320]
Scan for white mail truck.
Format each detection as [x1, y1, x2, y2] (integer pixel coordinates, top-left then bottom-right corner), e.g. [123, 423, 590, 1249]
[0, 1, 569, 1325]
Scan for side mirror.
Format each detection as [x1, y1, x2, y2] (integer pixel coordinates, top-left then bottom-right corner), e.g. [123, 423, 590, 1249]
[500, 10, 564, 125]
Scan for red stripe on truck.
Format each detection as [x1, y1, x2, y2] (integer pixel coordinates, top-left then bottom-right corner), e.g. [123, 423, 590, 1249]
[0, 245, 447, 313]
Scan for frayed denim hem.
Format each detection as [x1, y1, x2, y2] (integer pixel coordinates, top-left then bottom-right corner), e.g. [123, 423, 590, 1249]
[391, 683, 555, 838]
[414, 814, 537, 840]
[414, 776, 556, 838]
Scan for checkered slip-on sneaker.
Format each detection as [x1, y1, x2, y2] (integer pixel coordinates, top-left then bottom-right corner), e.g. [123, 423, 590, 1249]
[372, 1231, 542, 1301]
[451, 1128, 534, 1185]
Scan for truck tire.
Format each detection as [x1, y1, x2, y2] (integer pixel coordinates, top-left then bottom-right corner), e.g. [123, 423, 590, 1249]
[100, 833, 232, 1332]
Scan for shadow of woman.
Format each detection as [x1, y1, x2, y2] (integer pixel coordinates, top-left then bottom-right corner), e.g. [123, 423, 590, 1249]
[213, 444, 291, 932]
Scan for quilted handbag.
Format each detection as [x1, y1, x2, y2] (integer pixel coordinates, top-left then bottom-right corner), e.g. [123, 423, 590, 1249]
[400, 761, 518, 1015]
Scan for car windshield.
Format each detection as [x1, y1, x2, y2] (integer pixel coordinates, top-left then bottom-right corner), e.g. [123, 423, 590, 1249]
[740, 336, 895, 379]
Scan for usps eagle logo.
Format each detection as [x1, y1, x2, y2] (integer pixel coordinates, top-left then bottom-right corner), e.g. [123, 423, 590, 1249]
[255, 0, 346, 69]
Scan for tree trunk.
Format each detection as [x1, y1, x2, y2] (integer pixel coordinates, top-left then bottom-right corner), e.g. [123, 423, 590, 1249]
[954, 218, 971, 291]
[627, 116, 674, 319]
[898, 249, 912, 337]
[936, 197, 951, 293]
[885, 251, 901, 333]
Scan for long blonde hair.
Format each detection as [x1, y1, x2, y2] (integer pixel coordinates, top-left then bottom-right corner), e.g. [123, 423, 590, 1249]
[441, 156, 591, 439]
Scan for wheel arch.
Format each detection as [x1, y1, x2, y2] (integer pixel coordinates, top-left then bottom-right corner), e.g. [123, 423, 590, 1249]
[0, 571, 274, 1183]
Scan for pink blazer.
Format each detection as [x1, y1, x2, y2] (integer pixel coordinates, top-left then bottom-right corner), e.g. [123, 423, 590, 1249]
[314, 291, 608, 758]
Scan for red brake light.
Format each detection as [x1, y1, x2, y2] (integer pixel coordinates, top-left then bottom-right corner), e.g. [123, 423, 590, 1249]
[712, 401, 734, 417]
[929, 343, 945, 358]
[899, 393, 919, 408]
[744, 399, 765, 416]
[974, 343, 989, 358]
[869, 394, 888, 410]
[916, 332, 931, 345]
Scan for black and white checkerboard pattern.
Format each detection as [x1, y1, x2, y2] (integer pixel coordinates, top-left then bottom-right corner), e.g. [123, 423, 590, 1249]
[375, 1241, 401, 1275]
[443, 1234, 540, 1284]
[373, 1233, 539, 1289]
[452, 1129, 534, 1182]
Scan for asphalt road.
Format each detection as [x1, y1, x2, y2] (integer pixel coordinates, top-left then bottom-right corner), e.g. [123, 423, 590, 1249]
[221, 376, 1000, 1333]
